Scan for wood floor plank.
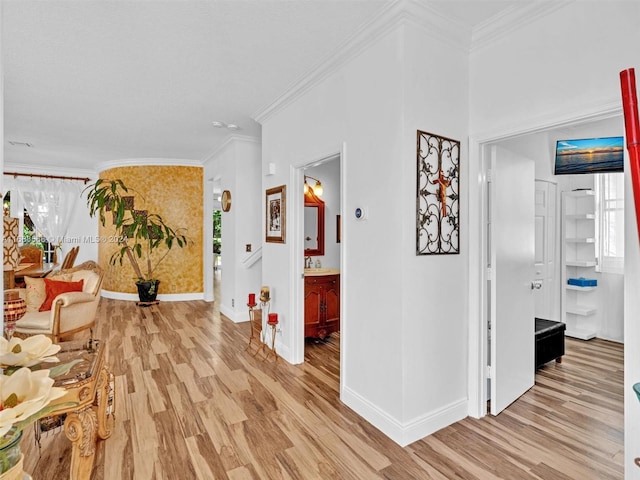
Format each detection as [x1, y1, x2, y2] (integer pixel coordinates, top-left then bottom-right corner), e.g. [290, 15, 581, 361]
[184, 433, 229, 480]
[154, 409, 199, 478]
[129, 390, 159, 456]
[270, 410, 343, 479]
[19, 274, 624, 479]
[114, 372, 132, 422]
[319, 430, 386, 479]
[165, 382, 207, 437]
[103, 418, 133, 480]
[415, 434, 511, 480]
[226, 464, 257, 480]
[195, 402, 245, 472]
[143, 369, 167, 414]
[188, 347, 217, 378]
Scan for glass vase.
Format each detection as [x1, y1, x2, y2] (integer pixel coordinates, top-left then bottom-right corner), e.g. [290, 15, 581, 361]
[0, 429, 23, 479]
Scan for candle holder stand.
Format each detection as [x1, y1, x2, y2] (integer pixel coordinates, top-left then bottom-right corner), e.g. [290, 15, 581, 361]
[247, 302, 261, 355]
[265, 317, 279, 362]
[247, 300, 270, 358]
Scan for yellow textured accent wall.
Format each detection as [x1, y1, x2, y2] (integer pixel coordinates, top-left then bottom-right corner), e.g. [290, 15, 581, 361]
[98, 166, 203, 295]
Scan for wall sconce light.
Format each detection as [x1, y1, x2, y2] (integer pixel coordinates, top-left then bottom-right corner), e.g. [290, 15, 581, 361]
[304, 175, 323, 196]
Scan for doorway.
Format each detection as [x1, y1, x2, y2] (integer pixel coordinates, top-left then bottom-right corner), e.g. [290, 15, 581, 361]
[298, 152, 342, 361]
[212, 178, 223, 302]
[534, 180, 558, 320]
[472, 112, 626, 419]
[303, 156, 341, 350]
[213, 209, 222, 272]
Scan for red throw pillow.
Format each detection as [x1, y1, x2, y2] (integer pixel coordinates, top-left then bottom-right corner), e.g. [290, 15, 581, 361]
[39, 278, 84, 312]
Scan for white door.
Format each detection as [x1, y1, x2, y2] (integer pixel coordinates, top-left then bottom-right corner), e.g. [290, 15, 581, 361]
[490, 146, 535, 415]
[534, 180, 557, 319]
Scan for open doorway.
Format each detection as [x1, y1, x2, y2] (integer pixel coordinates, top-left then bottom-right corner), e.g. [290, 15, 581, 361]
[302, 155, 342, 356]
[212, 178, 223, 301]
[213, 209, 222, 272]
[476, 113, 625, 417]
[533, 179, 558, 320]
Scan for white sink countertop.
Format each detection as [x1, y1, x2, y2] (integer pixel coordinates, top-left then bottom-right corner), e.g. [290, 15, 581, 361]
[304, 268, 340, 276]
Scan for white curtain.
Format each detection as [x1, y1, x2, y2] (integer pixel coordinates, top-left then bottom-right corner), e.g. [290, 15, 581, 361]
[5, 177, 82, 252]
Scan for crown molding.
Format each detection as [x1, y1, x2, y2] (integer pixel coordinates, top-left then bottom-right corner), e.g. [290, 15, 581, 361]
[471, 99, 621, 144]
[252, 0, 570, 125]
[471, 1, 571, 52]
[252, 0, 472, 125]
[202, 134, 261, 165]
[403, 0, 470, 50]
[96, 157, 204, 175]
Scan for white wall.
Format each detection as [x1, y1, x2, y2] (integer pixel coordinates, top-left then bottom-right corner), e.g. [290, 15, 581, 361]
[470, 3, 639, 139]
[596, 271, 624, 341]
[203, 136, 262, 321]
[208, 142, 237, 314]
[469, 2, 640, 476]
[234, 140, 263, 316]
[260, 9, 469, 444]
[262, 24, 406, 431]
[400, 21, 469, 427]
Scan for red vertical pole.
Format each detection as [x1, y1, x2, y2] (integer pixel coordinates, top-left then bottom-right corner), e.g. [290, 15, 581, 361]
[620, 68, 640, 240]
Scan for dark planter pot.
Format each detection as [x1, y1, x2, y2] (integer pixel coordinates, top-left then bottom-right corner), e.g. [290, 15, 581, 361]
[136, 280, 160, 302]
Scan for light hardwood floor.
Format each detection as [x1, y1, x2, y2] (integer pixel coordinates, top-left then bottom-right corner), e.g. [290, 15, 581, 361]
[22, 289, 623, 479]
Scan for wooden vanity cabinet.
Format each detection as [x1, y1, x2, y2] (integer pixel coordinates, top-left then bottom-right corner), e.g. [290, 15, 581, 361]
[304, 274, 340, 339]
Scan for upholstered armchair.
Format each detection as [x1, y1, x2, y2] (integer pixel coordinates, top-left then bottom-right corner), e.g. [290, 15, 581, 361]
[8, 261, 103, 343]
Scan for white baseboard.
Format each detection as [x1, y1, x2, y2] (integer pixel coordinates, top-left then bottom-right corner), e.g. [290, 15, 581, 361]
[219, 304, 251, 323]
[101, 290, 204, 302]
[273, 339, 290, 363]
[341, 386, 467, 447]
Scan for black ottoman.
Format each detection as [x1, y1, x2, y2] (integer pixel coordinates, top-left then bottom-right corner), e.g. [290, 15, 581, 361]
[535, 318, 566, 370]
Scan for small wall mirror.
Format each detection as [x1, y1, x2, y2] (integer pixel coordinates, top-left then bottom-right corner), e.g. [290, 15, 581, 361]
[304, 189, 325, 256]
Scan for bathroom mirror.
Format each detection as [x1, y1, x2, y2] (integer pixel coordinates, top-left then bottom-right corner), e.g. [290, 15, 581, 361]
[304, 189, 325, 256]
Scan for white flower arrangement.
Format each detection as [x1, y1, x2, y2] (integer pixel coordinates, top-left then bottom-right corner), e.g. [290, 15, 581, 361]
[0, 367, 66, 438]
[0, 335, 75, 474]
[0, 336, 61, 367]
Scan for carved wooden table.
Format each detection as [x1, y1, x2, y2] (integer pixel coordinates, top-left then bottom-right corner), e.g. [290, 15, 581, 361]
[36, 339, 115, 480]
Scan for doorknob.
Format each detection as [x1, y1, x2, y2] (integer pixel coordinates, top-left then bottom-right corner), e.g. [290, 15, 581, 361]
[531, 281, 542, 290]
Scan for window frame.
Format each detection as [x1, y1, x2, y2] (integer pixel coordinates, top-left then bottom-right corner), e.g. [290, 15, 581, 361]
[595, 172, 624, 275]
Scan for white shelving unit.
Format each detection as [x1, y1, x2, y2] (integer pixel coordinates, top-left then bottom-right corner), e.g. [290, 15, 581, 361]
[561, 190, 597, 340]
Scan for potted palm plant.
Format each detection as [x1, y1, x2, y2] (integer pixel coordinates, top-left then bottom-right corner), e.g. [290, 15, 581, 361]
[83, 179, 189, 302]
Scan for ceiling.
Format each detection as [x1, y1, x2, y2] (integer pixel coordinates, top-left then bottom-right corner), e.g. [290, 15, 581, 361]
[3, 1, 521, 173]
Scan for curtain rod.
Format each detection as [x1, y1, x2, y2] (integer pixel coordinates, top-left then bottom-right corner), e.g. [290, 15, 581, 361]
[3, 172, 91, 184]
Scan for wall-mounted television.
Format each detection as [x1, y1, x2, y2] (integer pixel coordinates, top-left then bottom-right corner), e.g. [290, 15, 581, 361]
[554, 136, 624, 175]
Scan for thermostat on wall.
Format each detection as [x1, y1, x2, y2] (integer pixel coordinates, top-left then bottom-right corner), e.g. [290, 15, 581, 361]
[354, 207, 367, 220]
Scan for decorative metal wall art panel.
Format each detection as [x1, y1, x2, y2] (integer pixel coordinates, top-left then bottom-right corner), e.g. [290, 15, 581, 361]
[416, 130, 460, 255]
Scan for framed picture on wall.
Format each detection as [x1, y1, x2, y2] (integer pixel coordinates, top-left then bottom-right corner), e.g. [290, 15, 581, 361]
[266, 185, 286, 243]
